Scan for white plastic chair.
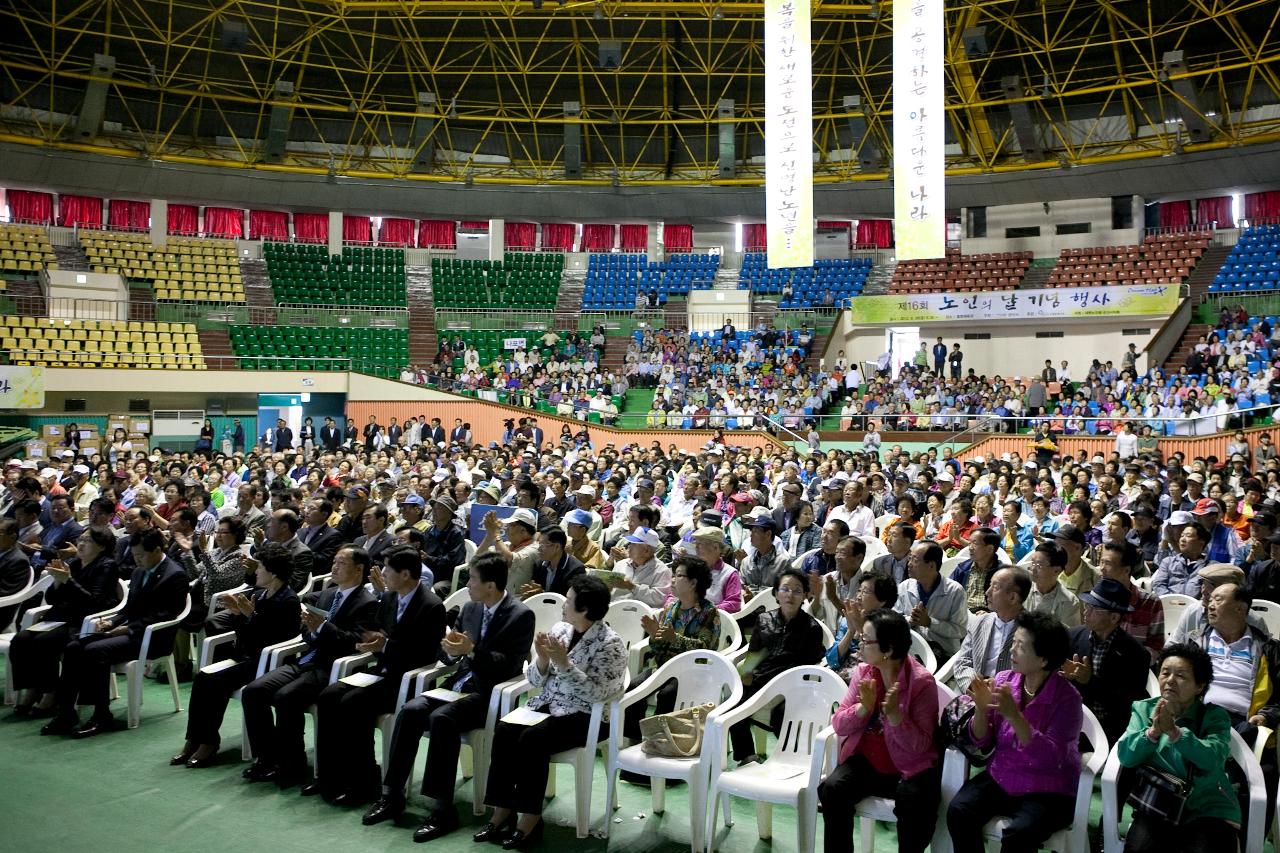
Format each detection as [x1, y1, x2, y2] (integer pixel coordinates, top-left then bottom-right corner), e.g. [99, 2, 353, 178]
[861, 537, 888, 562]
[717, 611, 744, 655]
[855, 682, 958, 853]
[605, 649, 745, 851]
[443, 588, 472, 612]
[935, 650, 961, 688]
[1251, 598, 1280, 637]
[0, 566, 34, 634]
[1146, 671, 1160, 698]
[940, 556, 964, 578]
[791, 547, 819, 571]
[909, 630, 938, 673]
[965, 705, 1107, 853]
[707, 666, 847, 853]
[506, 668, 632, 837]
[734, 588, 779, 624]
[952, 546, 1014, 566]
[198, 630, 303, 760]
[1134, 575, 1152, 593]
[0, 572, 50, 705]
[1159, 593, 1196, 639]
[306, 573, 331, 593]
[604, 599, 653, 678]
[525, 592, 566, 635]
[1101, 727, 1266, 853]
[116, 592, 193, 728]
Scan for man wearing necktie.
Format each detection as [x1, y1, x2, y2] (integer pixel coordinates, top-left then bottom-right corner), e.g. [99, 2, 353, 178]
[363, 551, 536, 842]
[948, 567, 1030, 694]
[240, 544, 379, 787]
[42, 527, 187, 738]
[306, 546, 445, 806]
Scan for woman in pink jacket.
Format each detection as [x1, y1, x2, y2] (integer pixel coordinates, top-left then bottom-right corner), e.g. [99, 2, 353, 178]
[818, 608, 942, 853]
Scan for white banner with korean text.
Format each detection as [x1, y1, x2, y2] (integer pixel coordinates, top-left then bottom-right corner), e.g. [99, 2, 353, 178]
[892, 0, 945, 261]
[765, 0, 814, 269]
[846, 285, 1181, 324]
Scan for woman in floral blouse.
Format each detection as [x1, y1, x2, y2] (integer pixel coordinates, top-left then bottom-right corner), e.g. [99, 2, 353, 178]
[476, 574, 627, 848]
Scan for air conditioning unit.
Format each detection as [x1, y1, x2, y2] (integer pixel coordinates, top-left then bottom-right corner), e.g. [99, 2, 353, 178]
[152, 409, 205, 440]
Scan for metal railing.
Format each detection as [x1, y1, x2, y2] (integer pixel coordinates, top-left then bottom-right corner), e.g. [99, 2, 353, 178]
[0, 294, 409, 329]
[1197, 291, 1280, 322]
[434, 309, 609, 333]
[2, 350, 401, 373]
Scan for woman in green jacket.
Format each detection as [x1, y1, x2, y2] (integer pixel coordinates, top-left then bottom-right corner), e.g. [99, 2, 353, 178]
[1116, 642, 1239, 852]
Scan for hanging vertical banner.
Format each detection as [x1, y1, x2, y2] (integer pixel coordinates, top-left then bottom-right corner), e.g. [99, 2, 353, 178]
[892, 0, 945, 260]
[765, 0, 814, 269]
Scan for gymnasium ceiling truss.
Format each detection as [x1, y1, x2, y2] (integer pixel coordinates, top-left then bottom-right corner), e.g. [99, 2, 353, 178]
[0, 0, 1278, 187]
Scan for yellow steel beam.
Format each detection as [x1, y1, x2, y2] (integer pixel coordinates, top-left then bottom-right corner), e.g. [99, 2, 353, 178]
[947, 5, 998, 166]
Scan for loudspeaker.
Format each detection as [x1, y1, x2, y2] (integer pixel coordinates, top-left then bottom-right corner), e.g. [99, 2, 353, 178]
[962, 27, 987, 57]
[220, 20, 249, 52]
[598, 41, 622, 70]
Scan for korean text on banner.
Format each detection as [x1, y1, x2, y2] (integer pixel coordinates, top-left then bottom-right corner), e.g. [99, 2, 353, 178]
[765, 0, 814, 269]
[892, 0, 945, 261]
[0, 366, 45, 409]
[846, 285, 1181, 324]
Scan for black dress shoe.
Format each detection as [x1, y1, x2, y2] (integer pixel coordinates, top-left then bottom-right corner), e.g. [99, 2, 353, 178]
[41, 715, 78, 736]
[500, 820, 544, 850]
[473, 819, 515, 844]
[332, 788, 375, 808]
[413, 812, 460, 843]
[299, 782, 329, 798]
[186, 752, 220, 769]
[170, 751, 195, 766]
[72, 715, 124, 739]
[362, 796, 406, 826]
[242, 762, 276, 781]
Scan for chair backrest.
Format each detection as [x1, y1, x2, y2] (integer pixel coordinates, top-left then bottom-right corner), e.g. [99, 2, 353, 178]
[443, 588, 471, 612]
[604, 600, 651, 649]
[791, 547, 819, 571]
[1160, 593, 1196, 630]
[759, 666, 848, 762]
[734, 588, 779, 622]
[463, 539, 478, 562]
[816, 618, 835, 649]
[1146, 671, 1160, 698]
[650, 648, 744, 714]
[910, 630, 939, 673]
[717, 610, 743, 654]
[1251, 598, 1280, 637]
[526, 592, 567, 635]
[940, 556, 963, 578]
[1134, 575, 1152, 592]
[861, 536, 888, 561]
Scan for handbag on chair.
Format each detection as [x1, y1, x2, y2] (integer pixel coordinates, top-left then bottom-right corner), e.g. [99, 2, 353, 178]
[1125, 701, 1205, 826]
[639, 702, 716, 757]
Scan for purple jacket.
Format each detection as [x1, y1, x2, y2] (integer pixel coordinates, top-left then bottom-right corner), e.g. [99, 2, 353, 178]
[832, 655, 940, 779]
[970, 669, 1082, 797]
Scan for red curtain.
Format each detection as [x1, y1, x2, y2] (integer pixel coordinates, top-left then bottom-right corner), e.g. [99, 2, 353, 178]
[581, 224, 615, 251]
[379, 217, 415, 247]
[505, 221, 536, 249]
[167, 204, 198, 235]
[743, 223, 768, 251]
[620, 224, 648, 252]
[7, 190, 53, 224]
[460, 220, 489, 230]
[342, 215, 372, 244]
[662, 223, 694, 252]
[57, 194, 103, 228]
[204, 207, 244, 238]
[294, 213, 328, 243]
[248, 210, 288, 241]
[1246, 191, 1280, 222]
[1194, 197, 1233, 228]
[856, 219, 893, 248]
[108, 199, 150, 231]
[1158, 200, 1192, 230]
[418, 220, 456, 249]
[540, 223, 575, 251]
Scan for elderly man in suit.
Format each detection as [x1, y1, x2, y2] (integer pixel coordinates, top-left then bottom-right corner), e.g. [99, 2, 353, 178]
[240, 544, 380, 787]
[949, 566, 1031, 693]
[519, 525, 585, 599]
[298, 499, 343, 577]
[42, 527, 188, 738]
[363, 551, 536, 842]
[262, 508, 315, 592]
[354, 505, 396, 566]
[306, 546, 446, 806]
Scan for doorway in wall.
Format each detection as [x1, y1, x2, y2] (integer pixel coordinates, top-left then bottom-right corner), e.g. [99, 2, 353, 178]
[885, 327, 921, 377]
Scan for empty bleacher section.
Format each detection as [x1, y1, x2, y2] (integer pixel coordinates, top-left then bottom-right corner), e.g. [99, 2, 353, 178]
[889, 249, 1031, 294]
[737, 254, 870, 307]
[431, 252, 563, 310]
[264, 243, 406, 306]
[228, 325, 408, 378]
[81, 232, 245, 302]
[1209, 224, 1280, 293]
[1, 317, 204, 368]
[581, 253, 719, 311]
[1046, 232, 1209, 287]
[0, 224, 55, 277]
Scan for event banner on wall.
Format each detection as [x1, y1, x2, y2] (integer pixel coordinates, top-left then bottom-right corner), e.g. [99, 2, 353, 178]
[892, 0, 945, 261]
[846, 285, 1180, 324]
[764, 0, 814, 269]
[0, 366, 45, 408]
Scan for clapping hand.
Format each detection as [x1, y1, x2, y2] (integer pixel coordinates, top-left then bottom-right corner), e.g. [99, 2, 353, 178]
[640, 614, 673, 642]
[856, 678, 878, 717]
[1152, 698, 1178, 736]
[842, 598, 866, 631]
[172, 530, 193, 552]
[910, 602, 931, 628]
[519, 582, 544, 599]
[882, 682, 903, 725]
[535, 632, 570, 669]
[1060, 654, 1092, 685]
[356, 630, 387, 653]
[370, 567, 387, 594]
[300, 606, 325, 632]
[442, 628, 475, 656]
[991, 684, 1019, 719]
[46, 559, 70, 584]
[968, 674, 993, 709]
[482, 511, 500, 537]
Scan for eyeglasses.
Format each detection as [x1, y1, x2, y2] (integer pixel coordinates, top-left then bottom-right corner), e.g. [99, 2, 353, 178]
[776, 586, 806, 596]
[859, 636, 881, 646]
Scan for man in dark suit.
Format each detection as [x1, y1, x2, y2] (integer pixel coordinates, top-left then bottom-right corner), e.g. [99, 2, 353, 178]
[113, 506, 155, 574]
[306, 546, 446, 805]
[362, 551, 535, 839]
[299, 498, 343, 577]
[527, 417, 544, 451]
[771, 481, 803, 534]
[344, 418, 359, 449]
[0, 518, 32, 630]
[520, 526, 585, 598]
[427, 418, 446, 447]
[354, 505, 396, 566]
[319, 416, 342, 453]
[240, 544, 380, 787]
[273, 418, 294, 453]
[386, 417, 403, 447]
[21, 493, 82, 573]
[1061, 578, 1151, 745]
[43, 527, 188, 737]
[262, 508, 315, 592]
[232, 418, 246, 454]
[363, 416, 382, 452]
[449, 418, 468, 445]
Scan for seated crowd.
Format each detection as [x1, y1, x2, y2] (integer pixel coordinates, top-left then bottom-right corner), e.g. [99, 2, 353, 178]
[6, 405, 1280, 853]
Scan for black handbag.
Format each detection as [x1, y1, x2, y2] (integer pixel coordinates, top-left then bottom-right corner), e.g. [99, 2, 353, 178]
[1125, 702, 1204, 825]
